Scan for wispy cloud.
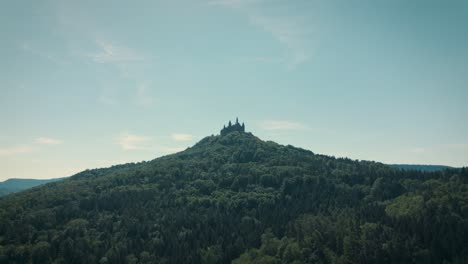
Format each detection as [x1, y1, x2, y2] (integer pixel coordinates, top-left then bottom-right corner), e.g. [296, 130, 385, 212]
[407, 143, 468, 155]
[248, 14, 310, 69]
[161, 146, 186, 153]
[135, 83, 156, 107]
[208, 0, 312, 69]
[408, 147, 426, 154]
[171, 133, 193, 142]
[20, 42, 66, 64]
[236, 56, 282, 64]
[35, 137, 63, 145]
[442, 143, 468, 150]
[0, 136, 64, 156]
[259, 120, 306, 131]
[89, 39, 144, 64]
[116, 133, 153, 150]
[115, 133, 188, 154]
[207, 0, 260, 8]
[53, 4, 158, 109]
[0, 145, 34, 156]
[98, 95, 118, 106]
[86, 39, 158, 108]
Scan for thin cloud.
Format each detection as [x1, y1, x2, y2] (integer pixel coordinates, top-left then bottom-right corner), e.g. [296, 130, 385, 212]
[115, 133, 188, 154]
[171, 133, 193, 142]
[408, 147, 426, 154]
[35, 137, 63, 145]
[0, 145, 34, 156]
[259, 120, 306, 131]
[0, 137, 64, 156]
[248, 14, 310, 69]
[207, 0, 260, 8]
[98, 95, 118, 106]
[442, 143, 468, 150]
[208, 0, 312, 69]
[161, 146, 186, 153]
[116, 133, 152, 150]
[136, 83, 156, 107]
[87, 40, 157, 108]
[20, 42, 66, 64]
[88, 39, 144, 64]
[237, 56, 282, 64]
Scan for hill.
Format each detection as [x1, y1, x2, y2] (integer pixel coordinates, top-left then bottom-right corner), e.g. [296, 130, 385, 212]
[0, 178, 64, 197]
[0, 129, 467, 263]
[389, 164, 454, 172]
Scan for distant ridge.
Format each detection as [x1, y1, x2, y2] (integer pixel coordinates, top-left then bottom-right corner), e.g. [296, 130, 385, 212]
[0, 177, 65, 196]
[389, 164, 454, 172]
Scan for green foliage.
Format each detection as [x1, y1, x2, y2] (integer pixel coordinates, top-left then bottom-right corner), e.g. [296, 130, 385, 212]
[0, 131, 466, 263]
[32, 241, 50, 263]
[200, 245, 222, 264]
[385, 194, 424, 218]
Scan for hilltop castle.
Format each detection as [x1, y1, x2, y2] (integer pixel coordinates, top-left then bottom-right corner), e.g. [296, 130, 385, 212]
[221, 118, 245, 136]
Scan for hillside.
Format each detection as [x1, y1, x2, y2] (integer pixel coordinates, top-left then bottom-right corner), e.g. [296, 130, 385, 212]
[0, 131, 467, 264]
[0, 178, 64, 197]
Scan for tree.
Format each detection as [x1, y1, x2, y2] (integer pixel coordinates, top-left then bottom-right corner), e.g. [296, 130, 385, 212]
[32, 241, 51, 264]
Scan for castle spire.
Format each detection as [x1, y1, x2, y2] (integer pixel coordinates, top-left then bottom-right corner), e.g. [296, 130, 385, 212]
[221, 118, 246, 136]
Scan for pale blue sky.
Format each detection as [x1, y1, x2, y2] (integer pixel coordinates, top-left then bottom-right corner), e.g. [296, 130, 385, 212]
[1, 0, 467, 180]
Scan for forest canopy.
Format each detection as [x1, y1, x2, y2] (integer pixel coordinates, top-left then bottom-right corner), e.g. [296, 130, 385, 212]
[0, 131, 467, 263]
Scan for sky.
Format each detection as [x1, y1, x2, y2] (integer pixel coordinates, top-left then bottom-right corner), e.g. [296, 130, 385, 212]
[1, 0, 467, 180]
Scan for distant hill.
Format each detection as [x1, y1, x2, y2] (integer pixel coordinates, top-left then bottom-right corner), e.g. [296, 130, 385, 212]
[389, 164, 454, 172]
[0, 123, 467, 263]
[0, 178, 64, 196]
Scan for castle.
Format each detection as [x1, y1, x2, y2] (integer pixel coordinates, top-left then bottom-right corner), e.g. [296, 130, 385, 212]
[221, 118, 245, 136]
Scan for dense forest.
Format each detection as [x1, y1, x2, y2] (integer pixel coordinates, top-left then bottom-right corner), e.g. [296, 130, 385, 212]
[0, 131, 467, 263]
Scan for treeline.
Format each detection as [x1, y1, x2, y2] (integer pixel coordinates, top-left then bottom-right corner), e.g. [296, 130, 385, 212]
[0, 132, 466, 263]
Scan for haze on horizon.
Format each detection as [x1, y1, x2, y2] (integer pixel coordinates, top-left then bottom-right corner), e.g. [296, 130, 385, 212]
[1, 0, 467, 180]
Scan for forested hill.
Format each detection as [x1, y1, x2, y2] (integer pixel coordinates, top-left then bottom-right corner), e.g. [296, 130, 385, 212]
[0, 178, 64, 197]
[389, 164, 454, 172]
[0, 131, 467, 264]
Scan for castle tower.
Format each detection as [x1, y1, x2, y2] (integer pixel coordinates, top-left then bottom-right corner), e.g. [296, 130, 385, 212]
[221, 118, 246, 136]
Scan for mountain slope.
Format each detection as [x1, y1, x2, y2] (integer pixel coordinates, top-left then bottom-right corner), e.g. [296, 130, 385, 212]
[0, 131, 467, 264]
[0, 178, 64, 197]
